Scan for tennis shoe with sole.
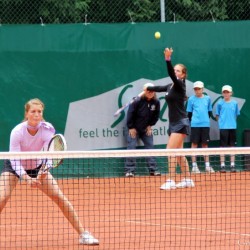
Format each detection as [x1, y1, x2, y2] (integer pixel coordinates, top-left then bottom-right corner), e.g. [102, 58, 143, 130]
[176, 178, 195, 189]
[150, 171, 161, 176]
[125, 172, 134, 177]
[231, 167, 236, 173]
[205, 166, 215, 173]
[192, 166, 200, 174]
[160, 179, 176, 190]
[220, 167, 226, 173]
[79, 231, 99, 245]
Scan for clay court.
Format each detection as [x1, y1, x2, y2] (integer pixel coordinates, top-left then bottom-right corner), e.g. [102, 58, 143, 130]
[0, 171, 249, 250]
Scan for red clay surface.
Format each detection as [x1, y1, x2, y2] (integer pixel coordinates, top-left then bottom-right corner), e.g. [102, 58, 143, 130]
[0, 172, 250, 250]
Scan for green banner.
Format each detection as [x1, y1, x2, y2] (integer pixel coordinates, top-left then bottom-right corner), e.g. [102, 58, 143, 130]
[0, 21, 250, 176]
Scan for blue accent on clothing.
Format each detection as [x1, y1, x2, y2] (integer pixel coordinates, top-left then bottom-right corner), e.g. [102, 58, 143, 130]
[187, 95, 212, 127]
[216, 99, 240, 129]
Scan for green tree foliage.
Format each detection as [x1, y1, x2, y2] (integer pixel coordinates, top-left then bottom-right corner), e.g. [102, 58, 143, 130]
[128, 0, 159, 22]
[0, 0, 249, 24]
[0, 0, 91, 24]
[167, 0, 228, 21]
[39, 0, 91, 23]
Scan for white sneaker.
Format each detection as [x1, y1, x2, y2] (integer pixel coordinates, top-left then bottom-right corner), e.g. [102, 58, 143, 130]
[160, 179, 176, 190]
[176, 178, 195, 189]
[206, 166, 215, 173]
[192, 166, 200, 174]
[79, 231, 99, 245]
[125, 172, 134, 177]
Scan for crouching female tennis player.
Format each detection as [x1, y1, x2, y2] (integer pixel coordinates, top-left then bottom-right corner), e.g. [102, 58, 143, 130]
[0, 98, 99, 245]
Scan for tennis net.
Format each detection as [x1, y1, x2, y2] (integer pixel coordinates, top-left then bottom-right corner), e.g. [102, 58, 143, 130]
[0, 147, 249, 249]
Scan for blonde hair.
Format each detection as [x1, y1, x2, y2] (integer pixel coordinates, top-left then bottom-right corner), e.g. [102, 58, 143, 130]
[23, 98, 45, 121]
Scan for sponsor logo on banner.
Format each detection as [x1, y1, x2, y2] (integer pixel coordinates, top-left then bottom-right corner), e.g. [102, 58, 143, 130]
[64, 78, 245, 150]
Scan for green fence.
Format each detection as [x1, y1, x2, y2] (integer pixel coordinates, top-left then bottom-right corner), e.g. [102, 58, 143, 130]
[0, 21, 250, 176]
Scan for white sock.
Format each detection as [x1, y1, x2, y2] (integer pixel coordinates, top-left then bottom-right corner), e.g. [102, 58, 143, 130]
[192, 162, 197, 168]
[205, 162, 210, 168]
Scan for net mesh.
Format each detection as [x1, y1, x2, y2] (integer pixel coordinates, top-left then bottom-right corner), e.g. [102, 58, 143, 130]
[0, 148, 249, 249]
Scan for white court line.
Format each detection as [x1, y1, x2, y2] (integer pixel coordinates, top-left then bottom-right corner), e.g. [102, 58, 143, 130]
[153, 211, 250, 219]
[2, 210, 249, 238]
[124, 210, 250, 221]
[125, 220, 250, 238]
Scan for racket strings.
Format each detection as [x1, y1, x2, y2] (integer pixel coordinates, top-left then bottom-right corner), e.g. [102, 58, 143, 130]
[53, 137, 65, 151]
[48, 135, 66, 168]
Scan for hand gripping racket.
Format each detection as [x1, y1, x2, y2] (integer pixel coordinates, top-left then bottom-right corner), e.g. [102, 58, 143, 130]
[41, 134, 67, 172]
[114, 91, 144, 117]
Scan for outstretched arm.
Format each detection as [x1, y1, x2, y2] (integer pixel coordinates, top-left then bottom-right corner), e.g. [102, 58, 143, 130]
[164, 47, 185, 89]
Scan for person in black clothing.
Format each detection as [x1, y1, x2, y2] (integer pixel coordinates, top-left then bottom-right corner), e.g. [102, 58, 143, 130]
[125, 83, 161, 177]
[146, 48, 195, 190]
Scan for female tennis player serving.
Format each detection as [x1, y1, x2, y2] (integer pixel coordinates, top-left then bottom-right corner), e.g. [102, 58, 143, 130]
[0, 98, 99, 245]
[146, 48, 195, 190]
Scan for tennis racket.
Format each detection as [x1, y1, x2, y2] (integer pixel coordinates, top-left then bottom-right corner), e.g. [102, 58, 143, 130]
[41, 133, 67, 172]
[114, 91, 144, 117]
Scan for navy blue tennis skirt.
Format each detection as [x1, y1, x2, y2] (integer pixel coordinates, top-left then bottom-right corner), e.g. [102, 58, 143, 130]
[1, 160, 42, 178]
[168, 118, 190, 136]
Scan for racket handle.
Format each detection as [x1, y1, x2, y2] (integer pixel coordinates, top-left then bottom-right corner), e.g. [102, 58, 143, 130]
[40, 164, 51, 173]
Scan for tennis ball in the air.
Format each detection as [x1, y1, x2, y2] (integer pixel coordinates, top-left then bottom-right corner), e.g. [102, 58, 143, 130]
[154, 31, 161, 39]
